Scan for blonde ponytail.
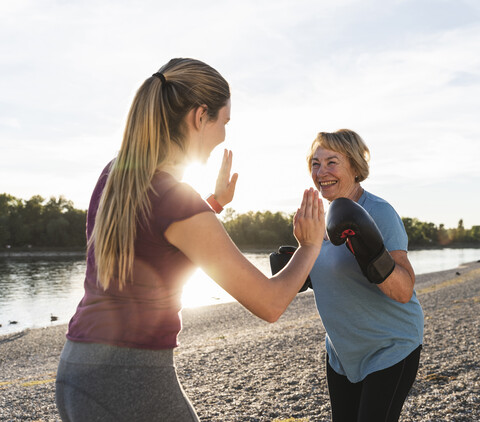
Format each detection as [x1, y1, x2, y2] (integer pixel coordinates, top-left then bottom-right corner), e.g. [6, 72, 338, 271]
[89, 58, 230, 290]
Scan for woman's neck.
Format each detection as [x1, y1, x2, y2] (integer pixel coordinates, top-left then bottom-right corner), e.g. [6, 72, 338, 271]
[351, 184, 364, 202]
[158, 161, 186, 181]
[157, 145, 191, 181]
[328, 183, 364, 204]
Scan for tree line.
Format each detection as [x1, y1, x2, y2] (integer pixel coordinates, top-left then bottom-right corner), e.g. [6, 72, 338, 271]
[1, 193, 479, 250]
[0, 194, 86, 249]
[223, 210, 480, 249]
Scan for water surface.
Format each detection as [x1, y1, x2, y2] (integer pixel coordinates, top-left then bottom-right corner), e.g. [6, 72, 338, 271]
[0, 248, 478, 335]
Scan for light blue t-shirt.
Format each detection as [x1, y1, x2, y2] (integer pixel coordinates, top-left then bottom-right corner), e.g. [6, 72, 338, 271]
[310, 191, 424, 383]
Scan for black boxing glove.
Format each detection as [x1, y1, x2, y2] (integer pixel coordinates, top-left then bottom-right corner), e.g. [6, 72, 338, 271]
[326, 197, 395, 284]
[269, 245, 312, 292]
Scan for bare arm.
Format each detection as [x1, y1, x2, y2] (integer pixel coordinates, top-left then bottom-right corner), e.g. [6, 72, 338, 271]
[165, 189, 324, 322]
[377, 250, 415, 303]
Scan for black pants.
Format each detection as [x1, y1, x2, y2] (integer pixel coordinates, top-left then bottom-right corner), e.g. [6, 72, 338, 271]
[326, 345, 421, 422]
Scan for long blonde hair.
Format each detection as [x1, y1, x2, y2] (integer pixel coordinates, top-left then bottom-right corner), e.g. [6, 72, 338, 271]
[90, 58, 230, 290]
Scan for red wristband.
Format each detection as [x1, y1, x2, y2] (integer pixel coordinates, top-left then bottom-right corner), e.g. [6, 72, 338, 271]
[206, 194, 223, 214]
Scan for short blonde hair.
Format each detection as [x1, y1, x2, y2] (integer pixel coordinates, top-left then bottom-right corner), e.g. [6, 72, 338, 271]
[307, 129, 370, 182]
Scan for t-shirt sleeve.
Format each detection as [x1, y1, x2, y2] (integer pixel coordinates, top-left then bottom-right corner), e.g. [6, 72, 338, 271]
[86, 162, 114, 239]
[369, 202, 408, 252]
[154, 182, 213, 235]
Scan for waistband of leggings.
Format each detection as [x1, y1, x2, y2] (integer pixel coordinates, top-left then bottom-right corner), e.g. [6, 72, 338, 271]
[60, 339, 174, 368]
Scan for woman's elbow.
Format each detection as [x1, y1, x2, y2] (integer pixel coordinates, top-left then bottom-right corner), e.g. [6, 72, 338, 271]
[259, 304, 285, 323]
[381, 283, 413, 304]
[261, 314, 278, 323]
[395, 288, 414, 304]
[398, 276, 415, 303]
[397, 293, 412, 304]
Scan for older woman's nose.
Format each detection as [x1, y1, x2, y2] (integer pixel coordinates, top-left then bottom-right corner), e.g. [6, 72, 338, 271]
[312, 165, 324, 179]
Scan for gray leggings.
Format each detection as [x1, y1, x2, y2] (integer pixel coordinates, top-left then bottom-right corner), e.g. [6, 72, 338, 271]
[55, 340, 199, 422]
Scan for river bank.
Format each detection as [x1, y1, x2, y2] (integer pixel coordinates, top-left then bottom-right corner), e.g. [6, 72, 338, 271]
[1, 243, 479, 257]
[0, 248, 86, 259]
[1, 261, 480, 421]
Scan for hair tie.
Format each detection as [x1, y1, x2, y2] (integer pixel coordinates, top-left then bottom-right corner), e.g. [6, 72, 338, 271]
[152, 72, 166, 84]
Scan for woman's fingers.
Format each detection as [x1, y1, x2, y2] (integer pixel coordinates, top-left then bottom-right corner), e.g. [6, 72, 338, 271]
[293, 188, 325, 248]
[311, 190, 322, 219]
[317, 193, 324, 220]
[308, 189, 318, 218]
[297, 189, 308, 218]
[214, 149, 238, 207]
[302, 188, 317, 218]
[229, 171, 239, 190]
[307, 190, 323, 220]
[305, 188, 313, 217]
[224, 149, 233, 175]
[216, 149, 229, 184]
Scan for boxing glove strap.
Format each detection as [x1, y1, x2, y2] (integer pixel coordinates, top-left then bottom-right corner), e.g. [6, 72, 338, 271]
[366, 246, 396, 284]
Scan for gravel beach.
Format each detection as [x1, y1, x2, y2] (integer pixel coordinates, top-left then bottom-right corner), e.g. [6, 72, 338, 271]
[1, 260, 479, 421]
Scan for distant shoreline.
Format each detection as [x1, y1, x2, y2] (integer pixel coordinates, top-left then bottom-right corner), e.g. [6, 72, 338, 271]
[1, 244, 480, 258]
[0, 248, 86, 258]
[408, 242, 480, 251]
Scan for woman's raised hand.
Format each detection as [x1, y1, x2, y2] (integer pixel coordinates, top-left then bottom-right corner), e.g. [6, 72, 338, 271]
[293, 188, 325, 249]
[214, 149, 238, 207]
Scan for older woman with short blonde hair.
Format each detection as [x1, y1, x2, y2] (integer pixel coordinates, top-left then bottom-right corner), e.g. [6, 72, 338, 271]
[307, 129, 423, 422]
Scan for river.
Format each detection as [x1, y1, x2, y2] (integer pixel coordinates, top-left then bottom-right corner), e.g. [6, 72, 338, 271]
[0, 248, 479, 335]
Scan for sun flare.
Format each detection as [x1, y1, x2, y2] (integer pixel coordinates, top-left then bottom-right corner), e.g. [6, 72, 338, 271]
[181, 269, 235, 308]
[181, 148, 225, 197]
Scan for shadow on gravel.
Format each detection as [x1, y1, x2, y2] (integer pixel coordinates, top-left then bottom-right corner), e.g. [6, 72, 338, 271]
[0, 331, 26, 344]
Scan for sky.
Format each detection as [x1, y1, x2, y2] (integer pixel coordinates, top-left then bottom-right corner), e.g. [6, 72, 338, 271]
[1, 0, 479, 229]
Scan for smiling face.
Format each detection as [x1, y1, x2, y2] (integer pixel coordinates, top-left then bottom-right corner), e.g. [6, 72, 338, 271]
[310, 146, 359, 202]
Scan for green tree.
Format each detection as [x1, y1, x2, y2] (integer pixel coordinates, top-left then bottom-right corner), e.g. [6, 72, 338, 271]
[1, 193, 479, 251]
[7, 197, 29, 246]
[455, 219, 466, 243]
[46, 216, 70, 246]
[437, 223, 450, 246]
[222, 209, 295, 249]
[0, 193, 15, 246]
[470, 226, 480, 242]
[0, 193, 87, 249]
[23, 195, 45, 246]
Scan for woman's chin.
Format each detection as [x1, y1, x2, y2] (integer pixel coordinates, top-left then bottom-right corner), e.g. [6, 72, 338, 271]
[319, 188, 335, 202]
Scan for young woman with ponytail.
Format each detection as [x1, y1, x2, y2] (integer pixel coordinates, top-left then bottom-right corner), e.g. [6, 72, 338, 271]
[55, 58, 325, 421]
